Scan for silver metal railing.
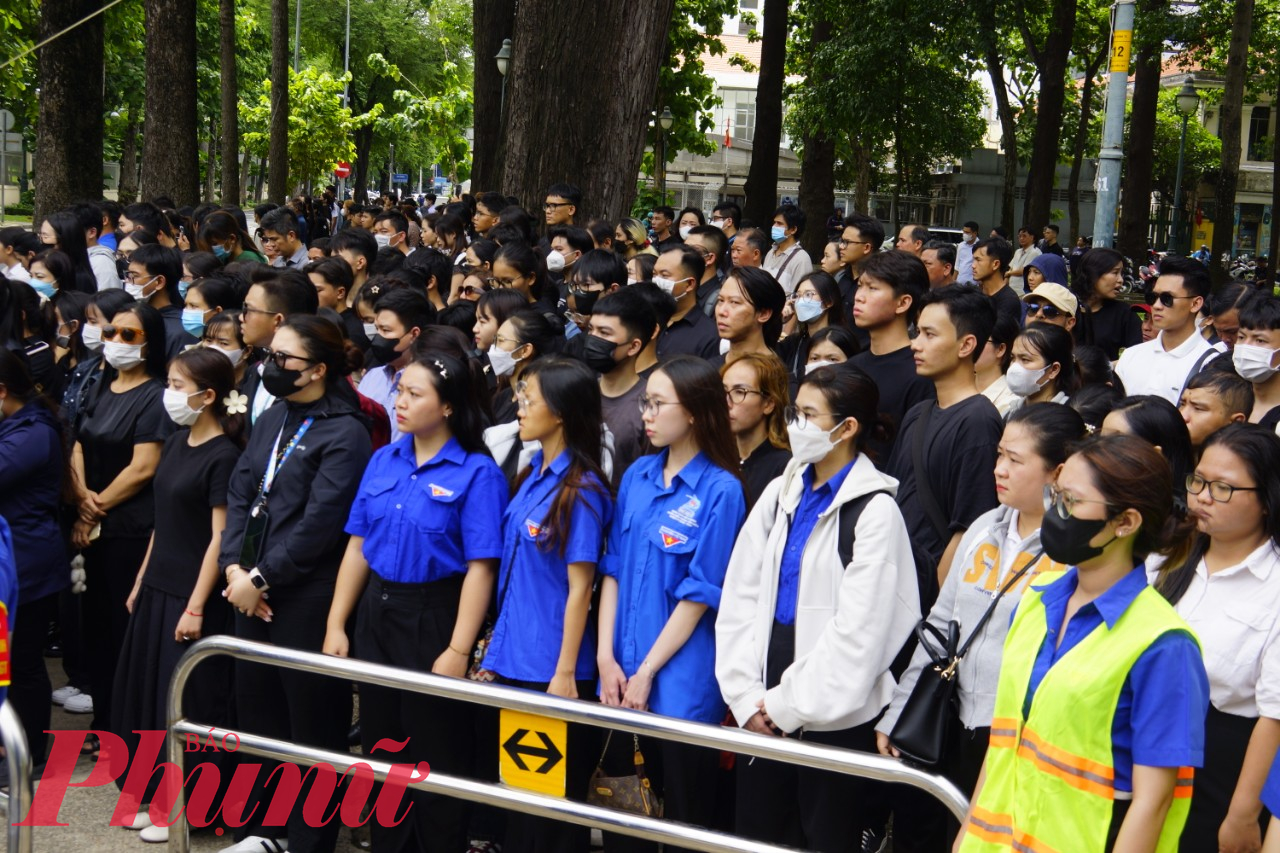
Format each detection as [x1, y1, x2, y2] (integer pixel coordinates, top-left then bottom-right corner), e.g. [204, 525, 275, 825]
[0, 701, 34, 853]
[167, 636, 969, 853]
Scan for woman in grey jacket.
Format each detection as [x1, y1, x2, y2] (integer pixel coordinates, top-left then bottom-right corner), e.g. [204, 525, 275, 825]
[875, 403, 1084, 847]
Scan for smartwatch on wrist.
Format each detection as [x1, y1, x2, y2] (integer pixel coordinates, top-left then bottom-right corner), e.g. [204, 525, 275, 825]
[248, 568, 269, 591]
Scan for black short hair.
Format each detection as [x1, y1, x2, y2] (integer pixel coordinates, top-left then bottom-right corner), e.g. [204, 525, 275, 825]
[1157, 255, 1212, 301]
[974, 236, 1014, 272]
[374, 287, 437, 331]
[739, 228, 770, 256]
[918, 284, 997, 363]
[249, 268, 319, 316]
[130, 243, 184, 303]
[586, 219, 615, 247]
[660, 244, 707, 284]
[545, 183, 582, 208]
[963, 220, 980, 232]
[476, 191, 507, 215]
[574, 249, 627, 290]
[70, 201, 104, 237]
[1186, 363, 1254, 418]
[712, 201, 741, 227]
[653, 206, 675, 220]
[923, 240, 957, 267]
[260, 206, 300, 239]
[122, 202, 169, 236]
[591, 287, 658, 345]
[727, 266, 787, 346]
[373, 210, 409, 235]
[329, 227, 378, 269]
[843, 212, 885, 251]
[773, 203, 805, 235]
[548, 225, 594, 255]
[403, 247, 454, 298]
[1044, 224, 1060, 236]
[304, 256, 354, 292]
[859, 250, 929, 324]
[629, 282, 678, 333]
[686, 225, 727, 271]
[1239, 293, 1280, 331]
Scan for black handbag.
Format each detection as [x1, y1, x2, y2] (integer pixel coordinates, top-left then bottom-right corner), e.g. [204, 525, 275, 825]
[889, 550, 1042, 768]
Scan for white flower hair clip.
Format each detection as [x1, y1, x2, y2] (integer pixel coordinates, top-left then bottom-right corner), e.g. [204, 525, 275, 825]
[433, 359, 448, 379]
[224, 390, 249, 415]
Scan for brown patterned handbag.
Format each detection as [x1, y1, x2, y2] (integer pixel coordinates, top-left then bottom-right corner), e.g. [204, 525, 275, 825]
[586, 733, 663, 817]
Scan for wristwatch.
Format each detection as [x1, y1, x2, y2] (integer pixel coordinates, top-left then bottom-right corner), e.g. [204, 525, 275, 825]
[247, 568, 270, 591]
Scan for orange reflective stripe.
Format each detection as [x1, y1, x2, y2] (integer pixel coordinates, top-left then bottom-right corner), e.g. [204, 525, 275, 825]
[1174, 766, 1195, 798]
[967, 806, 1061, 853]
[1015, 728, 1116, 800]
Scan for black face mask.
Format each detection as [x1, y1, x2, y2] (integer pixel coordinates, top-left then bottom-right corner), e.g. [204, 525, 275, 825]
[368, 333, 402, 367]
[572, 289, 602, 317]
[1039, 509, 1114, 566]
[56, 334, 72, 349]
[261, 360, 307, 398]
[583, 334, 622, 374]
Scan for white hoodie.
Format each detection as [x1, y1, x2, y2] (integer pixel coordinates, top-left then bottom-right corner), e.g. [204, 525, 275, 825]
[716, 453, 919, 734]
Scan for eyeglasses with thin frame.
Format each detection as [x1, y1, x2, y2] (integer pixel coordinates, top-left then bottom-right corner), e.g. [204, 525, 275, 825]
[1186, 473, 1257, 503]
[122, 270, 156, 284]
[1026, 302, 1064, 320]
[514, 380, 542, 415]
[638, 395, 683, 417]
[838, 239, 871, 249]
[263, 349, 318, 369]
[1043, 484, 1111, 519]
[101, 325, 147, 344]
[783, 405, 841, 429]
[725, 386, 765, 405]
[494, 334, 522, 348]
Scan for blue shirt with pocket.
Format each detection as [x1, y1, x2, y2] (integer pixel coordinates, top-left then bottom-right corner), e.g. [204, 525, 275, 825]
[1021, 566, 1209, 792]
[774, 460, 855, 625]
[345, 435, 508, 583]
[483, 449, 613, 683]
[599, 451, 746, 722]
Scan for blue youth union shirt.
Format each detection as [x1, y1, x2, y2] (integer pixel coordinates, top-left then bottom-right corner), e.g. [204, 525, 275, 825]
[599, 451, 746, 723]
[483, 449, 613, 683]
[345, 435, 508, 583]
[0, 516, 18, 706]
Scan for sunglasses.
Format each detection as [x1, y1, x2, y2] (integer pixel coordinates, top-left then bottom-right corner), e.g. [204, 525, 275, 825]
[101, 325, 146, 344]
[1147, 291, 1197, 308]
[1026, 302, 1064, 320]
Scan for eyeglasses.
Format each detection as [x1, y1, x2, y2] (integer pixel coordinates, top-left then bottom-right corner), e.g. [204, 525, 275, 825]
[494, 334, 522, 348]
[240, 305, 278, 319]
[514, 380, 542, 414]
[838, 239, 871, 249]
[1186, 473, 1257, 503]
[263, 349, 317, 369]
[1043, 484, 1111, 520]
[725, 386, 765, 405]
[638, 395, 683, 416]
[492, 277, 523, 289]
[1026, 302, 1064, 320]
[122, 270, 155, 284]
[459, 284, 487, 298]
[101, 325, 146, 344]
[1148, 291, 1196, 308]
[543, 202, 572, 211]
[783, 406, 840, 429]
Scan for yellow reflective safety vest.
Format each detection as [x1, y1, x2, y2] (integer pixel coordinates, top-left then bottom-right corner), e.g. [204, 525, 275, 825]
[960, 580, 1197, 853]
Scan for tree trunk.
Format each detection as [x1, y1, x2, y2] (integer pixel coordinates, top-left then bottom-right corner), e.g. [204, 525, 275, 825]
[984, 43, 1018, 231]
[219, 0, 240, 204]
[118, 112, 140, 205]
[268, 0, 290, 203]
[1069, 50, 1106, 244]
[1021, 0, 1079, 230]
[853, 139, 871, 212]
[1210, 0, 1255, 286]
[1271, 70, 1280, 270]
[33, 0, 104, 221]
[140, 0, 199, 205]
[1116, 0, 1165, 265]
[798, 15, 835, 262]
[743, 0, 787, 227]
[500, 0, 676, 223]
[256, 157, 267, 202]
[204, 115, 218, 202]
[472, 0, 518, 191]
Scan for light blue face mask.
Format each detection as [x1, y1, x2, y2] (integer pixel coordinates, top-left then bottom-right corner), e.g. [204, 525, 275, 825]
[770, 225, 787, 243]
[178, 280, 192, 299]
[30, 279, 56, 300]
[181, 308, 207, 337]
[212, 245, 230, 262]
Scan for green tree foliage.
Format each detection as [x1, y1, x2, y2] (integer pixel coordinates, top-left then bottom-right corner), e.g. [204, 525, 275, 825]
[650, 0, 741, 165]
[1150, 88, 1222, 201]
[0, 1, 38, 124]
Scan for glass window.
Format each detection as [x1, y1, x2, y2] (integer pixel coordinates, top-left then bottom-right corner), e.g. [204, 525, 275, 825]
[1248, 106, 1271, 162]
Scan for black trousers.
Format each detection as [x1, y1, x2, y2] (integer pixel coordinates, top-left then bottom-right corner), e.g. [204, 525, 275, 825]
[82, 536, 148, 732]
[1179, 706, 1270, 851]
[885, 725, 989, 853]
[600, 734, 722, 853]
[495, 676, 599, 853]
[10, 591, 58, 764]
[353, 574, 471, 853]
[232, 591, 353, 853]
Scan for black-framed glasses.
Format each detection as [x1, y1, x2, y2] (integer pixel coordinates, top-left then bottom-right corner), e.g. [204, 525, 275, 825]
[264, 349, 317, 369]
[241, 305, 278, 319]
[459, 284, 487, 298]
[122, 270, 155, 284]
[783, 406, 840, 429]
[101, 325, 146, 344]
[1148, 291, 1196, 308]
[1026, 302, 1064, 320]
[1186, 473, 1257, 503]
[725, 386, 765, 405]
[543, 202, 572, 211]
[1043, 484, 1111, 519]
[838, 239, 871, 249]
[638, 395, 683, 416]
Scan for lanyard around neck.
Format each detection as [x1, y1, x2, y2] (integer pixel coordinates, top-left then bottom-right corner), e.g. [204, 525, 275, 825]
[262, 417, 314, 497]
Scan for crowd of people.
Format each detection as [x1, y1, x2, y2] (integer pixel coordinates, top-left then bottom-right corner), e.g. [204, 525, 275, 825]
[2, 182, 1280, 853]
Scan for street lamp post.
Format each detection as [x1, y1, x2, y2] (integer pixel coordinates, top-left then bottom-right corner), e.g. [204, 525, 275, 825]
[1168, 76, 1200, 256]
[657, 107, 673, 202]
[495, 39, 512, 180]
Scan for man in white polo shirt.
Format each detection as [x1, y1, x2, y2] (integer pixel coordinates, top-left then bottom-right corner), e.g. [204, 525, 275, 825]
[1116, 256, 1223, 404]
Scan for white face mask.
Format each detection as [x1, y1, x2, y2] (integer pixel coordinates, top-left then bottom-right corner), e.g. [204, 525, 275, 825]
[82, 323, 104, 352]
[487, 342, 522, 377]
[546, 250, 566, 273]
[787, 418, 847, 465]
[373, 233, 392, 249]
[210, 345, 245, 367]
[163, 387, 207, 426]
[626, 277, 639, 286]
[124, 275, 157, 302]
[653, 275, 689, 298]
[103, 341, 145, 370]
[805, 359, 837, 375]
[678, 226, 693, 240]
[963, 233, 977, 244]
[1005, 362, 1050, 397]
[362, 322, 378, 339]
[1233, 343, 1280, 383]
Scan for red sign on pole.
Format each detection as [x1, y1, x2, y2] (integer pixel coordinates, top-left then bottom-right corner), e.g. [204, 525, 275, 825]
[334, 162, 352, 179]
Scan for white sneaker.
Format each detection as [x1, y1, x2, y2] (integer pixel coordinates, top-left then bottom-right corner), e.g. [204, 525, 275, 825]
[123, 811, 153, 830]
[62, 693, 93, 714]
[138, 823, 169, 843]
[51, 685, 82, 706]
[217, 836, 288, 852]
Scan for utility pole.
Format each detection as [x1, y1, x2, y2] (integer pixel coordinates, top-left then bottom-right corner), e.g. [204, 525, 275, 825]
[1090, 0, 1136, 248]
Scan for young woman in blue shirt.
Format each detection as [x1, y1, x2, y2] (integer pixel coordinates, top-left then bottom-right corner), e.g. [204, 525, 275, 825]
[325, 352, 508, 853]
[596, 355, 746, 851]
[481, 355, 613, 853]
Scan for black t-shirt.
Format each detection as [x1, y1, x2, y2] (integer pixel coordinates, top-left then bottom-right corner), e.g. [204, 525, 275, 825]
[657, 306, 721, 361]
[77, 378, 174, 538]
[159, 304, 199, 359]
[1075, 299, 1143, 362]
[1259, 405, 1280, 433]
[340, 308, 371, 352]
[988, 284, 1025, 328]
[844, 345, 936, 462]
[886, 395, 1004, 606]
[600, 378, 648, 489]
[144, 432, 241, 597]
[741, 440, 791, 512]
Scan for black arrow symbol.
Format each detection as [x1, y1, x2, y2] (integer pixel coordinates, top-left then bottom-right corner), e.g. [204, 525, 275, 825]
[503, 728, 563, 774]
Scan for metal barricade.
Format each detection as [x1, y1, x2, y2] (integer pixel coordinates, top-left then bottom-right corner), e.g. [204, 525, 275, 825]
[167, 636, 968, 853]
[0, 701, 34, 853]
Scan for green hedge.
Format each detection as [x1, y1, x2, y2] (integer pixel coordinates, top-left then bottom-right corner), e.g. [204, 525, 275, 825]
[3, 205, 33, 216]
